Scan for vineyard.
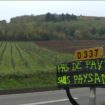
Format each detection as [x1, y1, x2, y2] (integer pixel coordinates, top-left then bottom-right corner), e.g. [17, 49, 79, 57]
[0, 41, 73, 72]
[0, 41, 73, 90]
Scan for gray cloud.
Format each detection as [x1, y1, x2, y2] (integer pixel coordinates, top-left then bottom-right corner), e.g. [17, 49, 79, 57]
[0, 1, 105, 22]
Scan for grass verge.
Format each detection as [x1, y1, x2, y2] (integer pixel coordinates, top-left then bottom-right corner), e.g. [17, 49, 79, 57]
[0, 71, 57, 91]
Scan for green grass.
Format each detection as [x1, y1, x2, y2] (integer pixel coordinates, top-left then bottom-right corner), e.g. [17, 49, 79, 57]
[0, 41, 73, 90]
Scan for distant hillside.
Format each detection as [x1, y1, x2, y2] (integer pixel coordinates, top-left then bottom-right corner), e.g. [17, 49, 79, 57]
[0, 13, 105, 41]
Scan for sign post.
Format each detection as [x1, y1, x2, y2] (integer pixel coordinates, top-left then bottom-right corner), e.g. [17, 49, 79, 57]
[90, 87, 96, 105]
[57, 47, 103, 105]
[75, 47, 103, 105]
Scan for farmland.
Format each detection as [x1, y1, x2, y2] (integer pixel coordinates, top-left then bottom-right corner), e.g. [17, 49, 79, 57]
[36, 40, 105, 54]
[0, 41, 73, 90]
[0, 40, 105, 91]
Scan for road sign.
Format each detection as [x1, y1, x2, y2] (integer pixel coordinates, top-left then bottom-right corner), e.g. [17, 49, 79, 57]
[75, 47, 103, 60]
[57, 58, 105, 88]
[57, 47, 104, 105]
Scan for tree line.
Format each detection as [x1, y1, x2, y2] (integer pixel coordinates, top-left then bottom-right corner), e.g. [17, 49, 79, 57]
[0, 13, 105, 41]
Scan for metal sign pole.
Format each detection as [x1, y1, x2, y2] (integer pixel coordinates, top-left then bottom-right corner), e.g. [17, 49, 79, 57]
[65, 88, 79, 105]
[90, 87, 96, 105]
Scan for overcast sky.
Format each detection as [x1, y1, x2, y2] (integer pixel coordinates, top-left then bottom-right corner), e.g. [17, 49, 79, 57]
[1, 1, 105, 22]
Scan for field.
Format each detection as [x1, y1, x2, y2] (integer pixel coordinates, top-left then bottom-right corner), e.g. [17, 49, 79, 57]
[0, 41, 73, 90]
[1, 40, 105, 91]
[36, 40, 105, 54]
